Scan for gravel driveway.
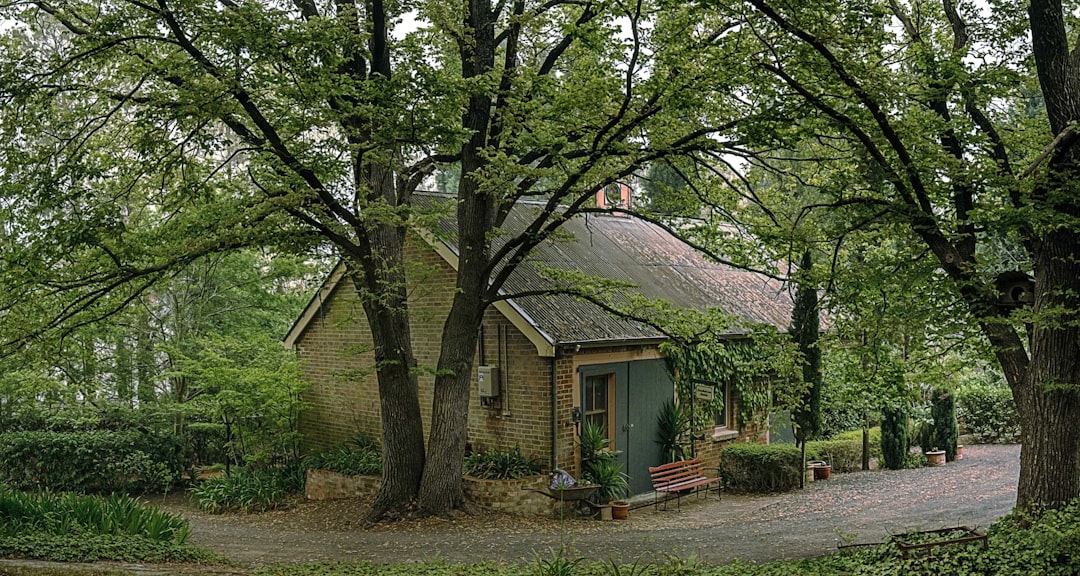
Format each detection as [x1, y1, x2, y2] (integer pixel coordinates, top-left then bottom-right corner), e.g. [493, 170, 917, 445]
[163, 443, 1019, 568]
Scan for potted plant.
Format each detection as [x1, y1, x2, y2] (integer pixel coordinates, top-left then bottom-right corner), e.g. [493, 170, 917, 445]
[587, 459, 629, 503]
[925, 447, 946, 466]
[610, 498, 631, 520]
[810, 460, 832, 480]
[579, 421, 630, 517]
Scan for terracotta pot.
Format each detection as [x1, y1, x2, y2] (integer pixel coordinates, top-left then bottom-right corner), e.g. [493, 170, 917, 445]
[812, 464, 831, 480]
[926, 450, 946, 467]
[610, 500, 630, 520]
[956, 445, 964, 460]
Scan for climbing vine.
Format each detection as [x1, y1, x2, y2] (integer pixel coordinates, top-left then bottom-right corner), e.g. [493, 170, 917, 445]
[661, 328, 801, 432]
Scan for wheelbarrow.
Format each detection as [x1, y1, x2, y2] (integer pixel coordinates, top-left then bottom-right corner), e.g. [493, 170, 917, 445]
[524, 483, 603, 516]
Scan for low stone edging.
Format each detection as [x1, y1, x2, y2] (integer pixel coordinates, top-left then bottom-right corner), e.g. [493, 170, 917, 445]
[462, 474, 556, 516]
[305, 469, 380, 500]
[305, 469, 556, 516]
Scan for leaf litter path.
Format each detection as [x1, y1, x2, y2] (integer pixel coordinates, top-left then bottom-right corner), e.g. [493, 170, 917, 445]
[0, 444, 1019, 574]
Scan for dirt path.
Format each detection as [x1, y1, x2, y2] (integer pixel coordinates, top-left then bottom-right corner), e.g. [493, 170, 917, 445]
[153, 444, 1018, 568]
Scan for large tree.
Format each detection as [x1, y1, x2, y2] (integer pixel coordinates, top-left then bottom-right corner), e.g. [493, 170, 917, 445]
[0, 0, 741, 519]
[688, 0, 1080, 512]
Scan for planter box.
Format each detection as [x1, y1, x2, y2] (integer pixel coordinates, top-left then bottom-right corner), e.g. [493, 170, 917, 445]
[462, 475, 558, 516]
[305, 469, 381, 500]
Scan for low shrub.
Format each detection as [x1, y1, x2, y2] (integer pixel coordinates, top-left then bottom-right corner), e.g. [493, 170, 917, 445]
[191, 465, 301, 513]
[0, 489, 189, 543]
[463, 446, 542, 480]
[808, 427, 881, 472]
[957, 383, 1020, 443]
[0, 533, 222, 564]
[719, 443, 801, 493]
[806, 439, 860, 473]
[833, 427, 883, 458]
[185, 421, 228, 471]
[0, 430, 184, 494]
[306, 445, 382, 477]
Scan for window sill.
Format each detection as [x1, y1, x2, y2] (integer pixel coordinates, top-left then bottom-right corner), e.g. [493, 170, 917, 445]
[711, 429, 738, 442]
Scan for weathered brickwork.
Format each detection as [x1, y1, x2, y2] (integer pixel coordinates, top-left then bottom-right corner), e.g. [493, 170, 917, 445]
[693, 396, 766, 470]
[552, 351, 579, 477]
[461, 475, 558, 516]
[305, 469, 381, 500]
[306, 468, 558, 516]
[294, 239, 554, 468]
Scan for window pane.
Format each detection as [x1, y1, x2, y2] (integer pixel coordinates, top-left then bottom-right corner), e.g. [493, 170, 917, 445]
[583, 374, 611, 437]
[714, 383, 728, 428]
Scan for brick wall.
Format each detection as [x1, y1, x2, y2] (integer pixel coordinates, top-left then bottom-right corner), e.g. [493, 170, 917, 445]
[553, 350, 578, 476]
[461, 475, 558, 516]
[305, 469, 381, 500]
[306, 468, 560, 516]
[693, 395, 766, 470]
[293, 238, 554, 468]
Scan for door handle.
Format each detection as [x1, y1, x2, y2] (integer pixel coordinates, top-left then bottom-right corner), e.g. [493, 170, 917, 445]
[622, 423, 634, 432]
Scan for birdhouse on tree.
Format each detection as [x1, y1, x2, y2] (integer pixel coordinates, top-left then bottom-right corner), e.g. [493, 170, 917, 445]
[994, 271, 1035, 311]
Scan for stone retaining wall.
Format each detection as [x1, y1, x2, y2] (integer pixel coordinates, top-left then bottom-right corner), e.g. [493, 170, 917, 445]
[306, 469, 558, 516]
[462, 475, 557, 516]
[305, 469, 381, 500]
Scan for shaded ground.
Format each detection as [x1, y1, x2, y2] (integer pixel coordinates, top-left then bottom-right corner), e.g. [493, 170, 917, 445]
[0, 444, 1020, 573]
[177, 444, 1019, 567]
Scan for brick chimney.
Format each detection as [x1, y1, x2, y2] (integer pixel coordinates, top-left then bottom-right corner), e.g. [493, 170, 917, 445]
[595, 182, 631, 215]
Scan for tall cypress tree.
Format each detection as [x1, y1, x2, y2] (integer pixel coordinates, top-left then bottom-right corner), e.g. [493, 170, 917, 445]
[930, 388, 959, 461]
[791, 251, 822, 488]
[881, 404, 910, 470]
[791, 250, 822, 447]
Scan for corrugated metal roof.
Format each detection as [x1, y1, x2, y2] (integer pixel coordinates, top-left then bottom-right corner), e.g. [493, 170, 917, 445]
[421, 194, 793, 345]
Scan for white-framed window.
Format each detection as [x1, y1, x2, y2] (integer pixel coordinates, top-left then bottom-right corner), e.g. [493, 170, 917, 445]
[583, 372, 615, 442]
[713, 382, 731, 431]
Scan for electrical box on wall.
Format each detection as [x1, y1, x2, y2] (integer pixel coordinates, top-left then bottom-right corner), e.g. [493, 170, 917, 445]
[478, 365, 500, 398]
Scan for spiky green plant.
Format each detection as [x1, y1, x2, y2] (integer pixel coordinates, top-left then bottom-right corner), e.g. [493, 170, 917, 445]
[655, 400, 690, 463]
[0, 490, 188, 543]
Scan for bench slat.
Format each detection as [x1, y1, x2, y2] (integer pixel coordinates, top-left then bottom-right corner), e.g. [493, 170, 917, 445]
[648, 458, 721, 496]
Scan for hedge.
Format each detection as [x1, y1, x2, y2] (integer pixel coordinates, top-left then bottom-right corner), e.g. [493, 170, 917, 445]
[807, 427, 882, 473]
[0, 430, 184, 493]
[957, 384, 1020, 443]
[719, 443, 801, 493]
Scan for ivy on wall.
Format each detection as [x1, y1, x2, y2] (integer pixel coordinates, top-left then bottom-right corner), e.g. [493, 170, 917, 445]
[661, 329, 802, 432]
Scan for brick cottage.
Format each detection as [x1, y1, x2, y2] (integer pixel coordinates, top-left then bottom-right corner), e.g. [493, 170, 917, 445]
[284, 192, 794, 497]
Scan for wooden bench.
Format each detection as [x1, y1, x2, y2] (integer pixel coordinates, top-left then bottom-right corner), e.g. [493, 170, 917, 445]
[648, 458, 722, 511]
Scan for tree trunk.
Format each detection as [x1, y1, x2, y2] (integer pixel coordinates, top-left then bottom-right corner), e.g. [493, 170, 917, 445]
[418, 294, 482, 514]
[799, 439, 807, 489]
[861, 419, 869, 471]
[350, 219, 427, 522]
[353, 274, 426, 521]
[1013, 226, 1080, 511]
[416, 134, 495, 515]
[416, 0, 497, 516]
